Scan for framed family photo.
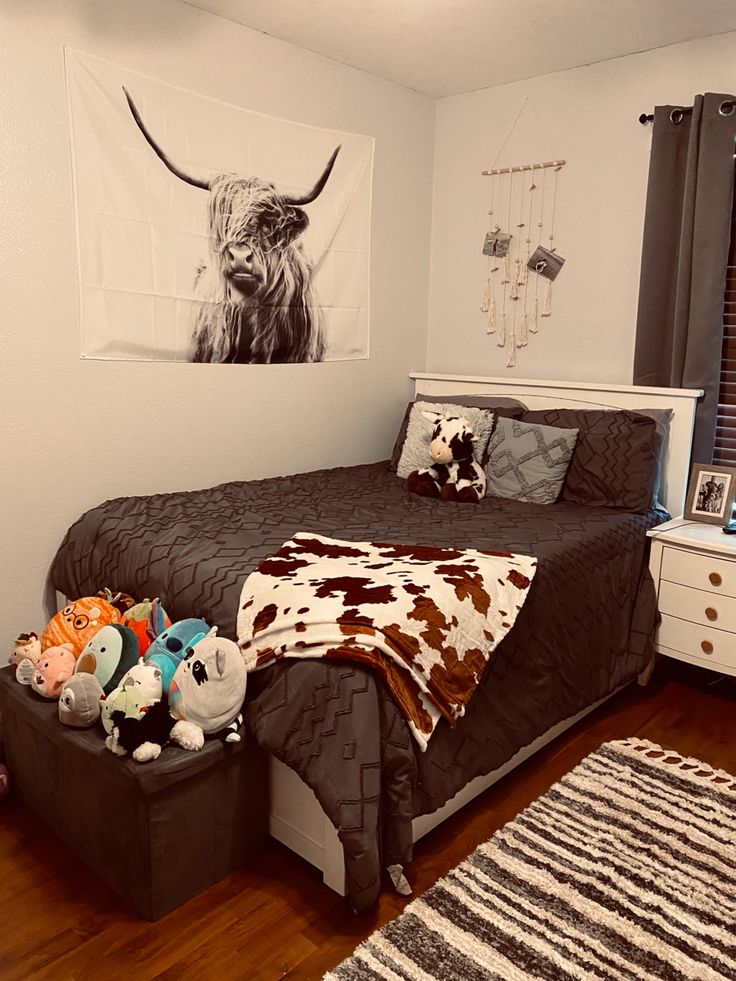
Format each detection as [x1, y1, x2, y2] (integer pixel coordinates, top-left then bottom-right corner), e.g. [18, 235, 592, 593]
[684, 463, 736, 525]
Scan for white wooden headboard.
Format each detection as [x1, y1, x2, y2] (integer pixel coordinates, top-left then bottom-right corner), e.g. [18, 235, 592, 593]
[411, 373, 703, 518]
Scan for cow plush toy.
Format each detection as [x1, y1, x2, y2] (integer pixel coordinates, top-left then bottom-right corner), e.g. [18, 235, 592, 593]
[407, 411, 487, 502]
[106, 697, 203, 763]
[101, 662, 163, 737]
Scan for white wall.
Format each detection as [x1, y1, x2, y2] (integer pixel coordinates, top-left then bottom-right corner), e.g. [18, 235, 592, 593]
[0, 0, 435, 637]
[3, 7, 735, 642]
[427, 32, 736, 382]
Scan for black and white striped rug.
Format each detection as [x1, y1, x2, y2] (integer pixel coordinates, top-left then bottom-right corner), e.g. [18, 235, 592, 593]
[326, 739, 736, 980]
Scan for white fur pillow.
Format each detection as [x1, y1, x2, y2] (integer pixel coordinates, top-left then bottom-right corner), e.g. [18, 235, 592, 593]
[396, 401, 495, 479]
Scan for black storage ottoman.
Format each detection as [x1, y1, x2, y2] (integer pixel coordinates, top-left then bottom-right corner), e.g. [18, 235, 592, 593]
[0, 666, 267, 919]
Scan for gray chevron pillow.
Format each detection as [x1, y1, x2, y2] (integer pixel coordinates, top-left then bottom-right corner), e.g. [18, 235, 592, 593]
[520, 407, 662, 511]
[486, 417, 579, 504]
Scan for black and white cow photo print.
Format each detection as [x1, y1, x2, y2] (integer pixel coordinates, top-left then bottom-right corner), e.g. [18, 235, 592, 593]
[66, 50, 373, 364]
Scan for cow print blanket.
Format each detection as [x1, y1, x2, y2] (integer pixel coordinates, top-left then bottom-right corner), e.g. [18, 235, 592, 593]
[237, 533, 537, 749]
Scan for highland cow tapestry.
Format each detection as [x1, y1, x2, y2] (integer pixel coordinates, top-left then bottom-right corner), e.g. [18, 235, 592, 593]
[65, 49, 373, 363]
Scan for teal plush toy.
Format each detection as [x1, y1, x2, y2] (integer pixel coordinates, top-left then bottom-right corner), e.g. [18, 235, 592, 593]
[143, 619, 211, 693]
[74, 624, 140, 695]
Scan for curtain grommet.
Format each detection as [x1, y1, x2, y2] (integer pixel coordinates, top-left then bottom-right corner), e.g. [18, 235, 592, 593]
[719, 100, 736, 117]
[670, 108, 685, 125]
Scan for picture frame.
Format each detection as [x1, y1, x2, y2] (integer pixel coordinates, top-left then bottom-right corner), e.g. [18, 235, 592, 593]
[482, 230, 512, 257]
[684, 462, 736, 525]
[527, 245, 565, 281]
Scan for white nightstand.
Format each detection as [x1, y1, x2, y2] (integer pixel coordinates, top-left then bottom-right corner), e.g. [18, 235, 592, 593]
[648, 518, 736, 677]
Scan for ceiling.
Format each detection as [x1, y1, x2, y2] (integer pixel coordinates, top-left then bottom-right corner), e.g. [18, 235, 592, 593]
[183, 0, 736, 98]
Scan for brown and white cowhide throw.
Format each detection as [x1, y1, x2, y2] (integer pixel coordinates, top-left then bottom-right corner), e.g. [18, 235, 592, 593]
[237, 533, 537, 749]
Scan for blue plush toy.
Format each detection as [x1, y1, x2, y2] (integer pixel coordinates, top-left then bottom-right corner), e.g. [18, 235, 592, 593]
[143, 619, 210, 693]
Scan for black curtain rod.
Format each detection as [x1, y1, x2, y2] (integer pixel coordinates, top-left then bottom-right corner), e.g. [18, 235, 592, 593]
[639, 100, 736, 125]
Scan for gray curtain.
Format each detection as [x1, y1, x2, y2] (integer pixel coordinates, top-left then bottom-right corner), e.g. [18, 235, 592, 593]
[633, 92, 736, 463]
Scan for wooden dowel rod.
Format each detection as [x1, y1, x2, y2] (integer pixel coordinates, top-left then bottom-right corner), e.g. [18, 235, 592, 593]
[482, 159, 566, 176]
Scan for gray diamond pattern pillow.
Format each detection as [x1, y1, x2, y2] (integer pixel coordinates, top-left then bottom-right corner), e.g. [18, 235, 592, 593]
[396, 401, 495, 480]
[486, 417, 579, 504]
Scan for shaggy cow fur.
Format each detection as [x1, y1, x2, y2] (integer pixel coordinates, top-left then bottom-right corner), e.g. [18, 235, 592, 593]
[191, 174, 324, 364]
[124, 87, 338, 365]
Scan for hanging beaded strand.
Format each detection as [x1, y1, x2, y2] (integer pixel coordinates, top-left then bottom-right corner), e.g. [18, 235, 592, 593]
[497, 169, 514, 348]
[510, 171, 524, 302]
[506, 283, 518, 367]
[506, 171, 523, 364]
[480, 171, 496, 317]
[542, 165, 561, 318]
[486, 173, 501, 332]
[530, 166, 547, 334]
[517, 167, 536, 347]
[500, 169, 513, 284]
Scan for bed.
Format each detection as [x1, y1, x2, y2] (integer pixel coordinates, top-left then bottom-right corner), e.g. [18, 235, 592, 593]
[48, 372, 701, 912]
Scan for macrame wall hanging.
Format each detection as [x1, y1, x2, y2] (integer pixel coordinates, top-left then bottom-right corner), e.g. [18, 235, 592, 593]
[480, 159, 566, 367]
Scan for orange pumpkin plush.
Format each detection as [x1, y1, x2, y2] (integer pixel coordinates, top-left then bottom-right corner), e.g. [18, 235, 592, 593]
[42, 597, 121, 657]
[97, 588, 137, 617]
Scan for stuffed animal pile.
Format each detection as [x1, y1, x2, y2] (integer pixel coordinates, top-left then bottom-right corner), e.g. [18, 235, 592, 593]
[8, 589, 249, 766]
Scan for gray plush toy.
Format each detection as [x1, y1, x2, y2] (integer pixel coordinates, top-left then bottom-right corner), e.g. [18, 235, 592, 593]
[58, 673, 104, 728]
[168, 634, 247, 742]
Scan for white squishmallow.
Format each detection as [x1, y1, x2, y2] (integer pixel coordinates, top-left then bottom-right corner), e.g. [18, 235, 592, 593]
[101, 662, 163, 735]
[168, 635, 246, 737]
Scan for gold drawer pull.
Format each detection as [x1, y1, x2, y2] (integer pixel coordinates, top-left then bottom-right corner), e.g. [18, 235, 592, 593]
[701, 640, 714, 655]
[709, 572, 722, 586]
[705, 607, 718, 621]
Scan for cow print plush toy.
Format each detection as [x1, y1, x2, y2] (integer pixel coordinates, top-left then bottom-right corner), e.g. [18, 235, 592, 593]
[407, 411, 487, 503]
[107, 697, 204, 763]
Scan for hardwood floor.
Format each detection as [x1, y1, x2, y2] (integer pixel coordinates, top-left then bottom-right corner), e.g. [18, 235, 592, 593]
[1, 658, 734, 981]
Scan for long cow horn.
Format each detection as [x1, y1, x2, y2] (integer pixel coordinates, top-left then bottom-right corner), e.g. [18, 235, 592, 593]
[284, 146, 341, 206]
[122, 87, 210, 191]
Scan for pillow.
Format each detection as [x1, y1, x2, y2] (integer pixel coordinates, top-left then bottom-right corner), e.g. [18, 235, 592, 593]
[632, 407, 673, 508]
[521, 407, 659, 512]
[396, 401, 496, 479]
[390, 394, 526, 472]
[485, 417, 579, 504]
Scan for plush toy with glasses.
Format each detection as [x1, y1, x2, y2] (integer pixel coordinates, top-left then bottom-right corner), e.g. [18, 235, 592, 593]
[407, 411, 487, 503]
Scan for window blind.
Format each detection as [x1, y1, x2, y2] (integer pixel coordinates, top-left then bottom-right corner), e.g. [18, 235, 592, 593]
[713, 189, 736, 466]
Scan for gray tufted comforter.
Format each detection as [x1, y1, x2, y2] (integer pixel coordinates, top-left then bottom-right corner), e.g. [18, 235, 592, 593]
[50, 461, 665, 911]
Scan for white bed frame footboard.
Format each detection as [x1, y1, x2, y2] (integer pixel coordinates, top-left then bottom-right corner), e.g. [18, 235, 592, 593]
[268, 373, 702, 896]
[270, 684, 627, 895]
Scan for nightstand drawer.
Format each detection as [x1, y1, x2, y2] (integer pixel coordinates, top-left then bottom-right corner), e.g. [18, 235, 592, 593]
[661, 547, 736, 597]
[657, 614, 736, 670]
[658, 580, 736, 631]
